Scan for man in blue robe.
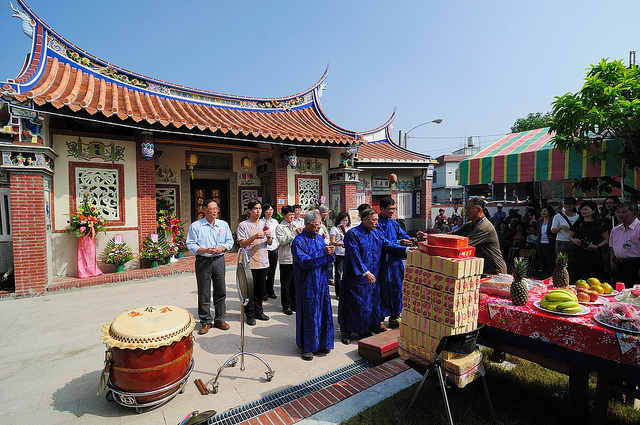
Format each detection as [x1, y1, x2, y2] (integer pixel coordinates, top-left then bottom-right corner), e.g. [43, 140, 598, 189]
[339, 208, 407, 345]
[292, 210, 336, 361]
[377, 197, 414, 329]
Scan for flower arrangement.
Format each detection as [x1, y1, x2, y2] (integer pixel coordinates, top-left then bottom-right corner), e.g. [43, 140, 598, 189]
[102, 238, 136, 266]
[139, 234, 170, 262]
[67, 192, 106, 237]
[174, 227, 188, 253]
[156, 209, 181, 233]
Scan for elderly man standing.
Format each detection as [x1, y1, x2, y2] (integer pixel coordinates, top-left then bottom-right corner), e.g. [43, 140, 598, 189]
[610, 202, 640, 288]
[292, 210, 336, 361]
[339, 208, 408, 345]
[378, 197, 414, 329]
[186, 199, 234, 334]
[454, 196, 507, 276]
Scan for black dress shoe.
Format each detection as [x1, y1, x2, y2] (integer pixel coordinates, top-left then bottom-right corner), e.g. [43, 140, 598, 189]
[341, 336, 351, 345]
[283, 308, 293, 315]
[302, 352, 313, 361]
[268, 293, 277, 299]
[246, 318, 256, 326]
[256, 314, 270, 321]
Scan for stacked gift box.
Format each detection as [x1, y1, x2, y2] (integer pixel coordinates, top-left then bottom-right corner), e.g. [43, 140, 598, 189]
[398, 234, 485, 388]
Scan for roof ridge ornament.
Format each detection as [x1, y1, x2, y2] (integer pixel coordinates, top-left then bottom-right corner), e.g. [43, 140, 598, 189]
[9, 2, 35, 39]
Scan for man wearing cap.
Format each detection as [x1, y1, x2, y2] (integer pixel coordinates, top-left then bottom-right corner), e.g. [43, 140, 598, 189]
[609, 202, 640, 288]
[493, 204, 506, 222]
[435, 208, 448, 222]
[551, 197, 579, 256]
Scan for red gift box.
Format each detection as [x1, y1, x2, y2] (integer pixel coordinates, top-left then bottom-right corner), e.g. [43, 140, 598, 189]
[426, 234, 469, 248]
[426, 245, 476, 259]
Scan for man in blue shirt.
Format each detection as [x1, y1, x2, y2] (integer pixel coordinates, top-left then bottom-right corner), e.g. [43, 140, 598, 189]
[187, 199, 234, 335]
[493, 203, 506, 222]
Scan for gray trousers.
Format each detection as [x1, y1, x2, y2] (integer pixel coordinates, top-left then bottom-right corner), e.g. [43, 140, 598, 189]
[195, 255, 227, 325]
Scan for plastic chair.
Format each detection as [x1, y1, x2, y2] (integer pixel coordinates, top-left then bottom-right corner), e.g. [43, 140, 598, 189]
[405, 325, 496, 425]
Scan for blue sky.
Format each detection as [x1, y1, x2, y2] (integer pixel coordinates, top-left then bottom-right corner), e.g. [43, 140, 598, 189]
[2, 1, 640, 157]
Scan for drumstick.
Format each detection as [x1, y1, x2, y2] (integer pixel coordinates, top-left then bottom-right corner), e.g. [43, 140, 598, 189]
[194, 378, 209, 395]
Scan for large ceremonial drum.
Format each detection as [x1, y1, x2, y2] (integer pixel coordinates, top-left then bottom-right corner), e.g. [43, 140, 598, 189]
[101, 305, 195, 406]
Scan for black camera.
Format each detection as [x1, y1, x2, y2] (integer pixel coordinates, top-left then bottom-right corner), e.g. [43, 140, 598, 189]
[579, 239, 590, 248]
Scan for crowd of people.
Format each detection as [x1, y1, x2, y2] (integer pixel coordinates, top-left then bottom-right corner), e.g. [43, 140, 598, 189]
[185, 195, 640, 361]
[428, 196, 640, 287]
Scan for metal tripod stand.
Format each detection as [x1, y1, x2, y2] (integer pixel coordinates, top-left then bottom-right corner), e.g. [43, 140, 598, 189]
[210, 248, 274, 394]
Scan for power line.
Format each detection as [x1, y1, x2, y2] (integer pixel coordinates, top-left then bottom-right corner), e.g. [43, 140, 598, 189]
[409, 133, 508, 140]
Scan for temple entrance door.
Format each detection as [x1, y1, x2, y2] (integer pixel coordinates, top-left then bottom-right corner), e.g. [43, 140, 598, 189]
[191, 179, 230, 223]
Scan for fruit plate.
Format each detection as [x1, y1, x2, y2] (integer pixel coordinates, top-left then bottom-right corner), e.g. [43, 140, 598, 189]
[593, 313, 640, 335]
[533, 300, 591, 316]
[578, 298, 604, 306]
[600, 290, 620, 297]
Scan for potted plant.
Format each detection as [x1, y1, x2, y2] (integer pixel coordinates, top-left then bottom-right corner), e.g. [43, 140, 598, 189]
[140, 234, 169, 268]
[102, 238, 136, 273]
[174, 228, 188, 259]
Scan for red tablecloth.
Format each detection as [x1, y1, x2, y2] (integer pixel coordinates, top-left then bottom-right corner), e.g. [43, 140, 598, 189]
[478, 291, 640, 367]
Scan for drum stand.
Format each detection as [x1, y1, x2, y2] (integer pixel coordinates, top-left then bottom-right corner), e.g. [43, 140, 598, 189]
[210, 249, 274, 394]
[106, 359, 194, 414]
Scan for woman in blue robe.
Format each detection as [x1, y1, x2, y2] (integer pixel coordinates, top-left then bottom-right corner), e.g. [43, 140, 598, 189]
[339, 209, 407, 344]
[292, 211, 336, 360]
[377, 198, 412, 328]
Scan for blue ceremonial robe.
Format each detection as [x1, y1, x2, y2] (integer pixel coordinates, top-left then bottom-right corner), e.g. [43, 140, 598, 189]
[339, 223, 407, 336]
[377, 215, 410, 319]
[292, 229, 336, 353]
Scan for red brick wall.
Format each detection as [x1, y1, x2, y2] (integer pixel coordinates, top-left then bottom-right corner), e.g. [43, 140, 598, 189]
[10, 173, 48, 295]
[273, 146, 289, 208]
[340, 184, 357, 212]
[136, 138, 157, 252]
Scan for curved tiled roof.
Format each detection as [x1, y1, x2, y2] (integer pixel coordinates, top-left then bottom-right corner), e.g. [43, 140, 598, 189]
[356, 112, 436, 165]
[1, 1, 358, 145]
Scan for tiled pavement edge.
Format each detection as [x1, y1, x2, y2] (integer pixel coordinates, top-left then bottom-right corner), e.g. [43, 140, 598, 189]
[223, 357, 411, 425]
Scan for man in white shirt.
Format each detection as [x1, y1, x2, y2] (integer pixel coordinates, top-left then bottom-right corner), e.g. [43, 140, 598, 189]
[186, 199, 234, 334]
[276, 205, 299, 315]
[237, 200, 273, 326]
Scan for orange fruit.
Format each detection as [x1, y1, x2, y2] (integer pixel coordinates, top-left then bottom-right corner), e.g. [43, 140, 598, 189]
[575, 279, 587, 287]
[586, 277, 601, 287]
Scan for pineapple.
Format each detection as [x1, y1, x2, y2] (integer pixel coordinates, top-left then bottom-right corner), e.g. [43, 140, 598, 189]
[510, 257, 529, 306]
[552, 252, 570, 288]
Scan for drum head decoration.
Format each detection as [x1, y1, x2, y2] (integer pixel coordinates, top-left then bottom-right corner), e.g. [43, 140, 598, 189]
[236, 248, 254, 303]
[101, 305, 195, 350]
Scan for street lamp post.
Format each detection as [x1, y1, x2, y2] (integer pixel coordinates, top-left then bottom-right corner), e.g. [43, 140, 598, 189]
[399, 118, 443, 149]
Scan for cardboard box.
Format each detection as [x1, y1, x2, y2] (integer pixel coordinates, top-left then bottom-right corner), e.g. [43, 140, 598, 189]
[358, 329, 399, 365]
[419, 254, 484, 278]
[424, 287, 479, 309]
[443, 350, 483, 375]
[421, 304, 479, 327]
[426, 245, 476, 259]
[427, 234, 469, 248]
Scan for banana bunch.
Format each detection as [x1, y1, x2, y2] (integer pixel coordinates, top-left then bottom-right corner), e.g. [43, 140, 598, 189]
[540, 289, 582, 314]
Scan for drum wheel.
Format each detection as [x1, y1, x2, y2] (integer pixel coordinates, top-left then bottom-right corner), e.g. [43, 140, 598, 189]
[211, 383, 219, 394]
[106, 390, 115, 402]
[266, 371, 274, 382]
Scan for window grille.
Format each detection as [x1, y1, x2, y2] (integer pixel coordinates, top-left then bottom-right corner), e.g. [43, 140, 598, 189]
[0, 188, 10, 241]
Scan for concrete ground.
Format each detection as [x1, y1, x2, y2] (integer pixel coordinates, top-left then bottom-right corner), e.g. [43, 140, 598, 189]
[0, 266, 418, 425]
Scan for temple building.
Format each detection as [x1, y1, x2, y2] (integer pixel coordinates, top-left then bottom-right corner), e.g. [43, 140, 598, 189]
[0, 1, 435, 295]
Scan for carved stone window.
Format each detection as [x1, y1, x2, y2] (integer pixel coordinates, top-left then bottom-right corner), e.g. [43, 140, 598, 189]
[296, 176, 322, 211]
[70, 163, 125, 226]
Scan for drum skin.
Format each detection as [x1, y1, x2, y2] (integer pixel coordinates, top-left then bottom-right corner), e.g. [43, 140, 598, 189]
[109, 334, 193, 402]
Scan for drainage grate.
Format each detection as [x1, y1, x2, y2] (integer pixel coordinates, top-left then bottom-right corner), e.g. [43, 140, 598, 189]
[205, 358, 374, 425]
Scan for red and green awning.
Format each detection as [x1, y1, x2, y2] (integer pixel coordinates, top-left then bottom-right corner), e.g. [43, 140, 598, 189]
[458, 128, 632, 186]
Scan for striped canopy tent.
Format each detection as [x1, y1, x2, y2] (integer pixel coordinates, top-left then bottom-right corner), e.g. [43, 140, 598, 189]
[458, 128, 640, 193]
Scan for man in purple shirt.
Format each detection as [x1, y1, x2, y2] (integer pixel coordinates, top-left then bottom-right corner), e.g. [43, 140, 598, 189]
[609, 202, 640, 288]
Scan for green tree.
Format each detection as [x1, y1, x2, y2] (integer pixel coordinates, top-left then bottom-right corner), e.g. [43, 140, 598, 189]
[550, 58, 640, 169]
[510, 112, 553, 133]
[550, 58, 640, 199]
